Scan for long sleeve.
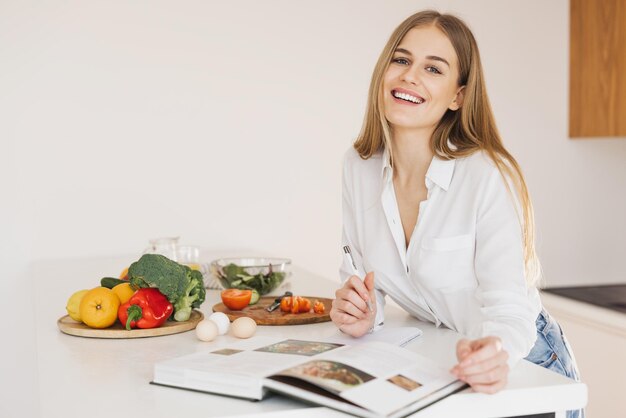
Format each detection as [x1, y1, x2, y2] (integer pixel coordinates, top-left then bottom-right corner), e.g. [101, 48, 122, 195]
[339, 150, 386, 328]
[474, 166, 540, 366]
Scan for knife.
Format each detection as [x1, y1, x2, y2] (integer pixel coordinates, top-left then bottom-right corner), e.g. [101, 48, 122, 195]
[266, 291, 293, 312]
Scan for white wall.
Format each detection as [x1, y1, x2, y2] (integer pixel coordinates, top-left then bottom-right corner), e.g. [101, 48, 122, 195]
[4, 0, 626, 285]
[2, 0, 626, 415]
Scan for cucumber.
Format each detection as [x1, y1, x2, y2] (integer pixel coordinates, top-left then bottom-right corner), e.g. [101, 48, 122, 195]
[249, 289, 260, 305]
[100, 277, 127, 289]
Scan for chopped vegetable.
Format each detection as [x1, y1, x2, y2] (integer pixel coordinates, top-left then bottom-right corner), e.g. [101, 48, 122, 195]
[313, 299, 325, 314]
[299, 297, 311, 312]
[280, 296, 292, 312]
[280, 296, 313, 314]
[221, 289, 252, 310]
[249, 289, 260, 305]
[290, 296, 300, 314]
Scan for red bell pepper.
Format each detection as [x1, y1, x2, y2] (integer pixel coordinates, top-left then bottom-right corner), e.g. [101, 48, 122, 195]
[118, 288, 173, 330]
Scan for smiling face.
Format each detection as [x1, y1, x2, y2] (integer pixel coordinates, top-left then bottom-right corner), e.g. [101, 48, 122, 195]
[382, 25, 464, 136]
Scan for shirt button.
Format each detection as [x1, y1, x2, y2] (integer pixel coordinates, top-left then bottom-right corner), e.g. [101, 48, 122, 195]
[406, 266, 409, 273]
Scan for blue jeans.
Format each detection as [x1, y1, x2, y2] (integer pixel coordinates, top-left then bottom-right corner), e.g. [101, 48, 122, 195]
[524, 308, 584, 418]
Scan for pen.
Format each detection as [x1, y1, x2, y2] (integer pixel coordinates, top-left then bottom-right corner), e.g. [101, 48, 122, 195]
[343, 245, 373, 312]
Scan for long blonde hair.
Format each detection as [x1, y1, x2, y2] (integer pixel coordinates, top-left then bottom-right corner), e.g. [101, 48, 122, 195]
[354, 10, 541, 286]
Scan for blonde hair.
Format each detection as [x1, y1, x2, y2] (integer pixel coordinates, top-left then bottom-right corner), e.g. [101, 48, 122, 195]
[354, 10, 541, 286]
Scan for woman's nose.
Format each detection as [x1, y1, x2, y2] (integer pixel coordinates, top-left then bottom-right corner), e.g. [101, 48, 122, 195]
[401, 66, 421, 86]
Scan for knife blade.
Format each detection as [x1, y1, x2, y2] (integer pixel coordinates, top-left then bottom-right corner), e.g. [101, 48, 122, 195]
[266, 291, 293, 312]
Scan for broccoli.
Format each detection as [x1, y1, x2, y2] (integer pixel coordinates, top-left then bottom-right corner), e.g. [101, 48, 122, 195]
[128, 253, 206, 322]
[173, 268, 206, 321]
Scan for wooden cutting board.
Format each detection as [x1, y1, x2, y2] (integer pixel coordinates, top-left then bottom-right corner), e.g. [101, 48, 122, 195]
[212, 296, 333, 325]
[57, 310, 204, 339]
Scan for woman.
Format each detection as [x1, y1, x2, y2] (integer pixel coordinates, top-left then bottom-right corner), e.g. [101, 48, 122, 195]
[330, 10, 582, 416]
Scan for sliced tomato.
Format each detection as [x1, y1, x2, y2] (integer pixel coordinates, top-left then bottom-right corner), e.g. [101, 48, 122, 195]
[280, 296, 312, 314]
[290, 296, 300, 314]
[280, 296, 292, 313]
[299, 297, 311, 313]
[313, 299, 325, 314]
[221, 289, 252, 310]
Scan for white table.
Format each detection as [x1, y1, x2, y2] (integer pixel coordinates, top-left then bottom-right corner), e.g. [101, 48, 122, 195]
[33, 255, 586, 418]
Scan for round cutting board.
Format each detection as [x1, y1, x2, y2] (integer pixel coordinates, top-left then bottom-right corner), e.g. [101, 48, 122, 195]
[212, 296, 332, 325]
[57, 310, 204, 339]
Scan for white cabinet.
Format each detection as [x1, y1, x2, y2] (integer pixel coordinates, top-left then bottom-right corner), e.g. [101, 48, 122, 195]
[541, 291, 626, 418]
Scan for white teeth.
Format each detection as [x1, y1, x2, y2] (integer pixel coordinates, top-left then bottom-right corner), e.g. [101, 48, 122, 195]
[393, 90, 424, 104]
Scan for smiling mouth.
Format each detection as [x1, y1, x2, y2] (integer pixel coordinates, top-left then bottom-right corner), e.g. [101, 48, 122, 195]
[392, 90, 425, 104]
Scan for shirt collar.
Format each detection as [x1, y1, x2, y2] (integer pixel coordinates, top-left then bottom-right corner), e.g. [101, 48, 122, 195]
[380, 147, 456, 191]
[426, 156, 455, 191]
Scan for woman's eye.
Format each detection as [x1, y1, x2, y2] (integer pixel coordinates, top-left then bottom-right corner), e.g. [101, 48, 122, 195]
[393, 57, 409, 65]
[426, 66, 442, 74]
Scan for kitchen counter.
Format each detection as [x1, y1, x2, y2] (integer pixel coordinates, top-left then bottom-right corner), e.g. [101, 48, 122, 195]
[541, 287, 626, 337]
[544, 284, 626, 315]
[540, 289, 626, 417]
[34, 255, 586, 418]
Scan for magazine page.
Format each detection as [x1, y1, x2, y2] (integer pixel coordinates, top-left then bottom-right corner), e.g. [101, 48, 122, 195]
[153, 336, 332, 397]
[268, 341, 460, 417]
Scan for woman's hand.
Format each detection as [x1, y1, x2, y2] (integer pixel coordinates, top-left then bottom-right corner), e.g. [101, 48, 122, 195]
[451, 336, 509, 394]
[330, 272, 376, 337]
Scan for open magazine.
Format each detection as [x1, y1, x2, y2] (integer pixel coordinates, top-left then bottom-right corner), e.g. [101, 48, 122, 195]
[152, 336, 467, 418]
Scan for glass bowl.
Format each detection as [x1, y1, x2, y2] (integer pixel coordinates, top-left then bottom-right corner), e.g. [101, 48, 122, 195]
[210, 257, 291, 295]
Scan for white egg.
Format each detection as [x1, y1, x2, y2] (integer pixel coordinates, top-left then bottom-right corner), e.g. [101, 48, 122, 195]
[195, 319, 219, 342]
[208, 312, 231, 335]
[231, 317, 257, 339]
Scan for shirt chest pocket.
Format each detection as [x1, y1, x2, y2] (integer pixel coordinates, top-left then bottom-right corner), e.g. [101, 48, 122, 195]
[415, 234, 477, 291]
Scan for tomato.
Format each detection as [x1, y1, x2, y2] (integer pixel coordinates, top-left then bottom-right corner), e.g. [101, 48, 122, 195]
[280, 296, 312, 314]
[299, 297, 311, 313]
[280, 296, 292, 312]
[313, 299, 325, 314]
[290, 296, 300, 314]
[221, 289, 252, 310]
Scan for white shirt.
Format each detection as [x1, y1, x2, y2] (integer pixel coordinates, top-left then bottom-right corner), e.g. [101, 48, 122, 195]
[339, 146, 542, 365]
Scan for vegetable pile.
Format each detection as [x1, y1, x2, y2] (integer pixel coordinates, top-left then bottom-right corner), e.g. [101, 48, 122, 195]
[129, 254, 206, 322]
[64, 254, 206, 331]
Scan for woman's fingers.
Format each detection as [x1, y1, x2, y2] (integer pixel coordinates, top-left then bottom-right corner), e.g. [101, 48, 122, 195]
[460, 350, 509, 376]
[451, 336, 509, 393]
[462, 363, 509, 385]
[470, 377, 508, 394]
[330, 274, 377, 338]
[335, 287, 368, 314]
[459, 336, 502, 367]
[336, 275, 371, 313]
[330, 310, 358, 325]
[347, 275, 371, 303]
[332, 296, 368, 319]
[456, 338, 472, 362]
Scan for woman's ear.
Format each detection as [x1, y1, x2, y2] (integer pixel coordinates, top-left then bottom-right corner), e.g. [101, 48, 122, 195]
[449, 86, 465, 111]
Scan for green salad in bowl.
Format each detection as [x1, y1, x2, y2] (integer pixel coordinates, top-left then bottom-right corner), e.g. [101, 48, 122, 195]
[210, 258, 291, 295]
